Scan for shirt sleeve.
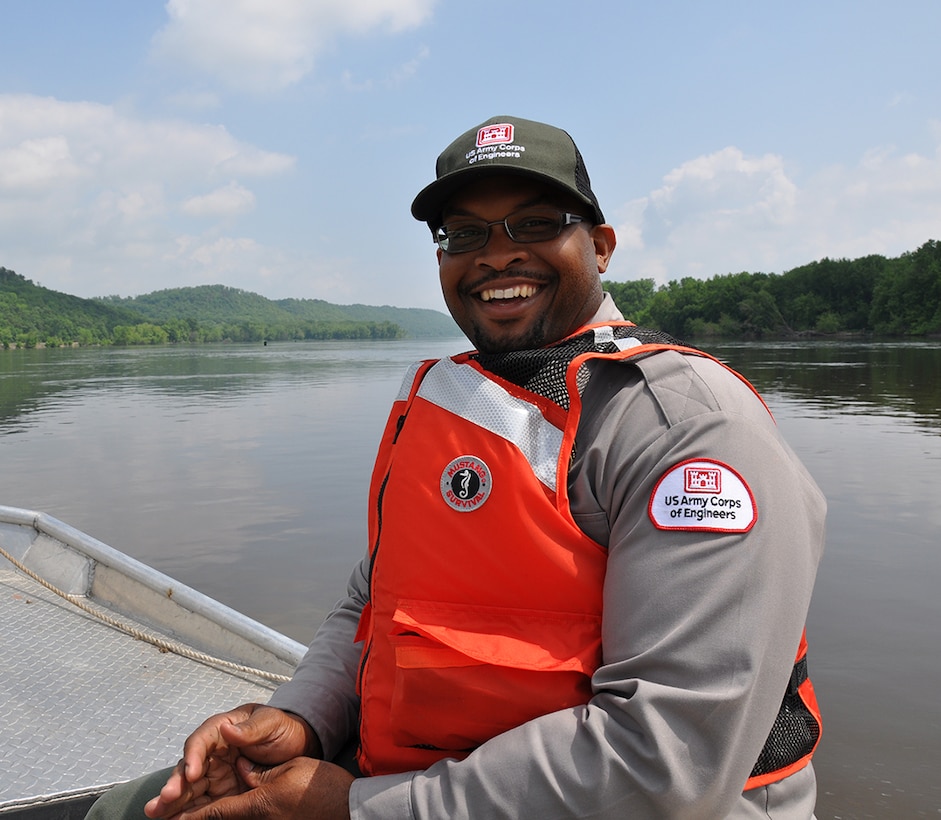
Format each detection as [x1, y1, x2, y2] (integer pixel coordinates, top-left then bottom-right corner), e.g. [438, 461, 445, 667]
[267, 554, 369, 761]
[350, 351, 826, 819]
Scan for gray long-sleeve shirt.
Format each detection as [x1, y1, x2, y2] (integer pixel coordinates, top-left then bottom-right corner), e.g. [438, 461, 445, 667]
[269, 295, 826, 818]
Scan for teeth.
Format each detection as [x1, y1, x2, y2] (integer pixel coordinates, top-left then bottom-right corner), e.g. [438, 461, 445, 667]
[480, 285, 537, 302]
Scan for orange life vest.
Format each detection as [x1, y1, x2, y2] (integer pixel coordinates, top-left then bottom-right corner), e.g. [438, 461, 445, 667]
[354, 323, 821, 790]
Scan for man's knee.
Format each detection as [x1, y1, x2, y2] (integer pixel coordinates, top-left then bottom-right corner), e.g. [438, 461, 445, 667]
[85, 768, 174, 820]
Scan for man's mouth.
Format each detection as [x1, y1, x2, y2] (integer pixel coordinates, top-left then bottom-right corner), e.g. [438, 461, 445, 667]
[479, 284, 539, 302]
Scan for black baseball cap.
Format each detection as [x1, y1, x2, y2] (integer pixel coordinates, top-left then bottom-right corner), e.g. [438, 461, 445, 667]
[411, 115, 605, 227]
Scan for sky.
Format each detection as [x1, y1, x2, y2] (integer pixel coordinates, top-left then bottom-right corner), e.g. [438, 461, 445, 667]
[1, 0, 940, 313]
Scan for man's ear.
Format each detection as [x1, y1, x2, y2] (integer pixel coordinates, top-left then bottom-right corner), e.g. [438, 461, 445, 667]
[591, 224, 617, 274]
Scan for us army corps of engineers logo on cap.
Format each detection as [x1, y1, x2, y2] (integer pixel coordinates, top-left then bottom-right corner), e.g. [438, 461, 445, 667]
[466, 124, 524, 167]
[440, 455, 492, 512]
[477, 123, 513, 146]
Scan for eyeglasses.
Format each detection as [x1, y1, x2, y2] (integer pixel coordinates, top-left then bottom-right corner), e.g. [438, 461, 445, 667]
[435, 208, 588, 254]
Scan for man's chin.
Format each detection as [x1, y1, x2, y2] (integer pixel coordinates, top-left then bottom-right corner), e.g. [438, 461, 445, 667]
[469, 317, 548, 354]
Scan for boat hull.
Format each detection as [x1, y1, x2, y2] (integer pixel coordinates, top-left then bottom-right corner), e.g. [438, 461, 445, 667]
[0, 506, 306, 820]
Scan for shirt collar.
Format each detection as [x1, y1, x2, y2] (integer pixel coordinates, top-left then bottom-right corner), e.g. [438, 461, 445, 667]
[585, 291, 625, 325]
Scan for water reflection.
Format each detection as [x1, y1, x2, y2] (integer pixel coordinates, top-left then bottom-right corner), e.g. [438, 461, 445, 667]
[0, 339, 469, 633]
[5, 340, 940, 431]
[695, 342, 941, 817]
[2, 339, 939, 817]
[704, 341, 941, 432]
[0, 343, 418, 425]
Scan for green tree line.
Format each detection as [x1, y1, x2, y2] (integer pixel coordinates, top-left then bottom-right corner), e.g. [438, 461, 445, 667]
[100, 285, 457, 338]
[106, 318, 404, 346]
[4, 240, 938, 348]
[0, 273, 415, 348]
[603, 239, 941, 339]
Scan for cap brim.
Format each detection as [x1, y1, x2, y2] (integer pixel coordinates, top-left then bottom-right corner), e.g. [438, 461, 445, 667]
[411, 166, 603, 225]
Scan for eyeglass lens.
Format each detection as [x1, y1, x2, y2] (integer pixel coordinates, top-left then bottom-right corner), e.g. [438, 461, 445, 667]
[436, 210, 584, 253]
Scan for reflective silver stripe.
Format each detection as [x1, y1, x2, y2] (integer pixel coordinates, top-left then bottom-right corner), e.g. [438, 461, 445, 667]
[394, 361, 425, 402]
[592, 326, 614, 347]
[592, 325, 641, 352]
[416, 357, 563, 492]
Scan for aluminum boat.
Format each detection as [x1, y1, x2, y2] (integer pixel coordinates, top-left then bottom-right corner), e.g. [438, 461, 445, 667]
[0, 505, 305, 820]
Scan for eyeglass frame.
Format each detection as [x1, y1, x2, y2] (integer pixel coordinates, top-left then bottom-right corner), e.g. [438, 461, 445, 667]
[434, 209, 590, 254]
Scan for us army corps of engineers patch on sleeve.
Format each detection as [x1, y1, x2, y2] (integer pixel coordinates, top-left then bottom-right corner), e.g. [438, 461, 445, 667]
[648, 458, 757, 533]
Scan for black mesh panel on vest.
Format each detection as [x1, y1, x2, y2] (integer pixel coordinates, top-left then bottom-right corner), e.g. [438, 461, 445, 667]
[471, 325, 685, 410]
[749, 657, 820, 779]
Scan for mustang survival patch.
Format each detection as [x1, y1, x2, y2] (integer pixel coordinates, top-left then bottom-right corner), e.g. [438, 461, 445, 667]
[440, 455, 492, 512]
[648, 458, 757, 533]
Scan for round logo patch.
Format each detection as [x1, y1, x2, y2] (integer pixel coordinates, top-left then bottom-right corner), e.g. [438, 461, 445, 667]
[440, 455, 492, 512]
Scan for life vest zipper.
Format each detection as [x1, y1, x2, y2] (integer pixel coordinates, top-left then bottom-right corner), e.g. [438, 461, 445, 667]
[357, 410, 408, 757]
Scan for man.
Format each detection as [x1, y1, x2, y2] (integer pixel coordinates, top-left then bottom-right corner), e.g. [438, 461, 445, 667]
[89, 115, 825, 819]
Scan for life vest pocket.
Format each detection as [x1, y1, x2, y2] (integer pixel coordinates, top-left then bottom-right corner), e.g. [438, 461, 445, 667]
[387, 599, 600, 753]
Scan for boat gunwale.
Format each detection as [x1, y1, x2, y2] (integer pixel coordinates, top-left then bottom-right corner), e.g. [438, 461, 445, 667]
[0, 504, 306, 670]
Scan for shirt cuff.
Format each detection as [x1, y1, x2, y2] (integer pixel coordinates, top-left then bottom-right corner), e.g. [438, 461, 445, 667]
[350, 772, 415, 820]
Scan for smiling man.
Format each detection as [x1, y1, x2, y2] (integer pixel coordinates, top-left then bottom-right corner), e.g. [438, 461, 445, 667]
[413, 118, 614, 356]
[430, 175, 612, 353]
[88, 116, 826, 820]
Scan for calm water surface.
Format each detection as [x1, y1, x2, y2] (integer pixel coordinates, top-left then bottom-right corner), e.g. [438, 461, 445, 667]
[2, 339, 939, 819]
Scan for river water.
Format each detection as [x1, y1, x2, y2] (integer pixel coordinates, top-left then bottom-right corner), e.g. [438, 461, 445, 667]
[1, 338, 939, 818]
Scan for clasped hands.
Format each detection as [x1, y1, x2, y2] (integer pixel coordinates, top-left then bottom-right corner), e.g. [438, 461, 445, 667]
[144, 703, 353, 820]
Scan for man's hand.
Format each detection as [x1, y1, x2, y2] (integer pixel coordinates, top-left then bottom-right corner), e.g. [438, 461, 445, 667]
[144, 703, 320, 819]
[155, 757, 353, 820]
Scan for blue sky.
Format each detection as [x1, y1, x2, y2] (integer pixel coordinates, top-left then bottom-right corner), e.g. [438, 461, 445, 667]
[1, 0, 939, 312]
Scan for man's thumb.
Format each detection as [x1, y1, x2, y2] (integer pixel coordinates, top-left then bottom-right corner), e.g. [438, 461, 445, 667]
[221, 713, 267, 745]
[236, 756, 274, 788]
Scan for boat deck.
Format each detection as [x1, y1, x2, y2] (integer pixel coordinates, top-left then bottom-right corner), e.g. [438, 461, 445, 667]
[0, 566, 286, 819]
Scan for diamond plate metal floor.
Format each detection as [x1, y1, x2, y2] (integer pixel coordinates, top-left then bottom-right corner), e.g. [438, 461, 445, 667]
[0, 567, 282, 811]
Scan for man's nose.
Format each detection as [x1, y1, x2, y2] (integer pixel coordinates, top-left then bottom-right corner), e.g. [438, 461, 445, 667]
[473, 222, 530, 268]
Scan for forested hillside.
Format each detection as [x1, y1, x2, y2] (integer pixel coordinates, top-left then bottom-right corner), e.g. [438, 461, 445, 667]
[275, 298, 458, 338]
[101, 286, 457, 339]
[604, 239, 941, 339]
[3, 239, 938, 348]
[0, 267, 145, 347]
[0, 275, 456, 348]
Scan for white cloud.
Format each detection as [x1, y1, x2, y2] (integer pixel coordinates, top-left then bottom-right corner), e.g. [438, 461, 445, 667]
[152, 0, 436, 93]
[609, 138, 941, 285]
[0, 95, 294, 194]
[182, 182, 256, 217]
[386, 45, 431, 88]
[0, 94, 426, 307]
[0, 136, 83, 190]
[0, 93, 294, 296]
[172, 234, 262, 269]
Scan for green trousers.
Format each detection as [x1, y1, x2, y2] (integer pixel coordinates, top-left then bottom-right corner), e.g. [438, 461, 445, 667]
[84, 741, 360, 819]
[85, 768, 175, 820]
